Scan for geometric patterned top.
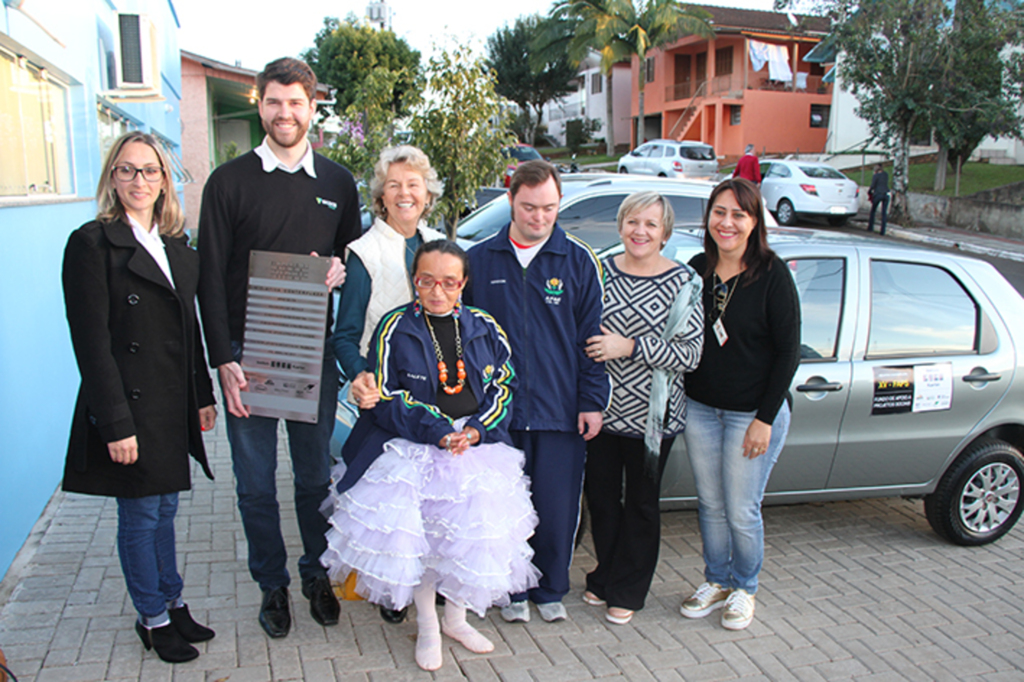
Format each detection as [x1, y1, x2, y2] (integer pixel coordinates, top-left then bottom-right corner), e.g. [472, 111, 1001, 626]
[600, 257, 705, 438]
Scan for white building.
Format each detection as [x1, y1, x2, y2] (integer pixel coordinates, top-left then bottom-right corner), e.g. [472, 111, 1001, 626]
[542, 53, 632, 153]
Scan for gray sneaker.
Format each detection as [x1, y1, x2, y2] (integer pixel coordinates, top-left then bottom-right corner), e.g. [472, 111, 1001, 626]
[721, 589, 755, 630]
[500, 600, 530, 623]
[536, 601, 567, 622]
[680, 582, 731, 619]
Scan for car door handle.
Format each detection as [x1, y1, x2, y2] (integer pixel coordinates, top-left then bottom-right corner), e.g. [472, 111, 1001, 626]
[962, 373, 1002, 383]
[796, 382, 844, 392]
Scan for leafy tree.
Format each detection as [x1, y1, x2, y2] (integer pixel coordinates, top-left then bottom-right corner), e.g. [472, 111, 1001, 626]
[929, 0, 1024, 193]
[410, 41, 517, 236]
[320, 66, 421, 207]
[824, 0, 950, 222]
[548, 0, 712, 148]
[485, 15, 580, 145]
[303, 16, 421, 118]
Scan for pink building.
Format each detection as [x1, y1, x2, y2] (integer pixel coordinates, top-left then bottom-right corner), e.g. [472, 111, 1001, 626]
[630, 6, 833, 162]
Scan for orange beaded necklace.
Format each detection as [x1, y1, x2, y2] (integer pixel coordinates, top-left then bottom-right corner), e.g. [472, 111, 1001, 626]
[423, 312, 466, 395]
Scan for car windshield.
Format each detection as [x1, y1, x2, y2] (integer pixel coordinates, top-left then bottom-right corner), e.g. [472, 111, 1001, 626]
[799, 165, 847, 180]
[504, 146, 543, 162]
[680, 145, 715, 161]
[456, 197, 510, 241]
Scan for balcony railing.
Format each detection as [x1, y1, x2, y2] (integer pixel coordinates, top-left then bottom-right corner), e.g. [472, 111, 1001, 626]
[666, 72, 832, 101]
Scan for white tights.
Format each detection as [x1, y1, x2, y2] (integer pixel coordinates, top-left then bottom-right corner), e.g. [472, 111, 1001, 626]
[412, 582, 494, 671]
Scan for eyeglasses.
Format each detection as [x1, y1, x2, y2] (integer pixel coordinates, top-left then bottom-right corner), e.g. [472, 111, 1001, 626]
[714, 282, 729, 313]
[112, 165, 164, 182]
[413, 276, 464, 292]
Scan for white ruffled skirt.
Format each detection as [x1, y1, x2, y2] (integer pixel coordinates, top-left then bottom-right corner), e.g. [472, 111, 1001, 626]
[321, 425, 540, 617]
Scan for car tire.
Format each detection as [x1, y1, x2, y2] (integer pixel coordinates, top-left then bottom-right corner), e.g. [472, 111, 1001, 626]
[827, 215, 849, 227]
[618, 167, 628, 174]
[658, 173, 668, 177]
[776, 199, 797, 226]
[923, 438, 1024, 546]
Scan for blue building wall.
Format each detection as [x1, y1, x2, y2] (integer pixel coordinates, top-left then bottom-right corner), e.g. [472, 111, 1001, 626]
[0, 0, 184, 579]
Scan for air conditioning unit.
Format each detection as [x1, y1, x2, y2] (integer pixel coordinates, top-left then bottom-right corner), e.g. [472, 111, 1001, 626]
[114, 13, 156, 89]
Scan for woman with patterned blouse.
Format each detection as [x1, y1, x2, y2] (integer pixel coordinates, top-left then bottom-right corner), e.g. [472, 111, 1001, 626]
[582, 192, 705, 625]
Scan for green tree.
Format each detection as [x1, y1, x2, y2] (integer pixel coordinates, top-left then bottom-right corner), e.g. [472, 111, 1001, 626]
[929, 0, 1024, 193]
[548, 0, 712, 148]
[566, 117, 603, 153]
[485, 15, 580, 145]
[320, 66, 421, 207]
[303, 16, 421, 118]
[410, 41, 516, 236]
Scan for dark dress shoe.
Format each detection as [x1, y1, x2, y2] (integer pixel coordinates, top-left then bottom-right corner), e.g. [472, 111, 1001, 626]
[379, 605, 408, 623]
[135, 621, 199, 663]
[301, 575, 340, 626]
[259, 586, 291, 638]
[169, 604, 215, 642]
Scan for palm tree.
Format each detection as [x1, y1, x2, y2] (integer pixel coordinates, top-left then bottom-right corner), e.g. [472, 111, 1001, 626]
[548, 0, 712, 149]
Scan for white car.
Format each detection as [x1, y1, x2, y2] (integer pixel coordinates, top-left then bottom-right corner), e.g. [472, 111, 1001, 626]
[759, 159, 860, 226]
[617, 140, 719, 179]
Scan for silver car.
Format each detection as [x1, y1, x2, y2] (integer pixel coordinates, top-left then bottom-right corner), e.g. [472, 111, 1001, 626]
[602, 227, 1024, 546]
[617, 140, 719, 179]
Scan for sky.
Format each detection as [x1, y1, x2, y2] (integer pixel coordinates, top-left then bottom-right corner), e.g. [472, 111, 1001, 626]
[172, 0, 777, 72]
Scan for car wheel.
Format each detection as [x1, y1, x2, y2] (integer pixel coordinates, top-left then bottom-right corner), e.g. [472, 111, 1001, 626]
[618, 166, 628, 174]
[776, 199, 796, 226]
[924, 438, 1024, 546]
[658, 172, 668, 177]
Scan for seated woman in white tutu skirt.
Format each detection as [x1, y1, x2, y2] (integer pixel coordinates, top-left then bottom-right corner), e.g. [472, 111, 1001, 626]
[322, 240, 539, 671]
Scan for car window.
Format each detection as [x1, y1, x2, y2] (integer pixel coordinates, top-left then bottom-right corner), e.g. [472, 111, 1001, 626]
[868, 260, 977, 357]
[505, 146, 542, 162]
[799, 165, 847, 180]
[788, 258, 845, 360]
[649, 145, 664, 158]
[766, 164, 792, 178]
[633, 144, 652, 157]
[559, 194, 630, 250]
[455, 197, 510, 241]
[679, 145, 715, 161]
[666, 195, 704, 226]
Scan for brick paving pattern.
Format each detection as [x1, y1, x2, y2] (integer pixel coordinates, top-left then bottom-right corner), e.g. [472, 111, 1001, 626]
[2, 415, 1023, 681]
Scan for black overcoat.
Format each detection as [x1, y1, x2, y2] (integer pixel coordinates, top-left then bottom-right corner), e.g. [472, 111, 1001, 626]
[61, 219, 215, 498]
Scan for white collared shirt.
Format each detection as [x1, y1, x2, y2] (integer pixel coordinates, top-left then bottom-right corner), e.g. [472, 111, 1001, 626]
[253, 136, 317, 178]
[127, 214, 175, 289]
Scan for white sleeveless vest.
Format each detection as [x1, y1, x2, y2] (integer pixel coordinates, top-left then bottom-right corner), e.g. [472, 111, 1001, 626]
[347, 217, 445, 356]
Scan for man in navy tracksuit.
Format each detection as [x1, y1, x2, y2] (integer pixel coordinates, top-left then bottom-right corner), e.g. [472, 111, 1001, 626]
[464, 160, 611, 622]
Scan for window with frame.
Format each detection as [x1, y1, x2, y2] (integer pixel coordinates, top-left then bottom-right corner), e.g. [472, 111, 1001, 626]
[868, 260, 977, 357]
[591, 73, 602, 94]
[645, 57, 655, 83]
[730, 105, 741, 125]
[810, 104, 830, 128]
[715, 47, 733, 76]
[1, 50, 72, 197]
[788, 258, 845, 360]
[98, 103, 137, 160]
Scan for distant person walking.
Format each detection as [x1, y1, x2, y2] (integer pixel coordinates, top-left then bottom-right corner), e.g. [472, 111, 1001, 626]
[732, 145, 761, 185]
[868, 164, 890, 236]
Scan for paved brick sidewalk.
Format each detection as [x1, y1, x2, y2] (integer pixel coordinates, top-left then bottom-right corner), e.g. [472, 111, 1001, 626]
[2, 414, 1024, 681]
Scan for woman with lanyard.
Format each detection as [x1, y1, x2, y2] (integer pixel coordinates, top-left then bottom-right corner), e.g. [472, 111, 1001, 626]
[581, 192, 704, 625]
[680, 178, 800, 630]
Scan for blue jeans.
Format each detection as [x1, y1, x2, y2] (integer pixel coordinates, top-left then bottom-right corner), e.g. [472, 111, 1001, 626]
[868, 195, 889, 235]
[683, 399, 790, 594]
[226, 341, 338, 590]
[117, 494, 182, 620]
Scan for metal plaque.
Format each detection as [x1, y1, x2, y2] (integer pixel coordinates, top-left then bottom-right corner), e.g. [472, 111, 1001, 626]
[240, 251, 330, 423]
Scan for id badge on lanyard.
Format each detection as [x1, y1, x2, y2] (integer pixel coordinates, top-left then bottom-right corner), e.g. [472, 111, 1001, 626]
[712, 317, 728, 346]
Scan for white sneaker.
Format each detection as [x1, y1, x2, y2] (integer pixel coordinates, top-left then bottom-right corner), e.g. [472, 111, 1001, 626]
[721, 589, 755, 630]
[680, 582, 731, 619]
[500, 600, 530, 623]
[536, 601, 567, 622]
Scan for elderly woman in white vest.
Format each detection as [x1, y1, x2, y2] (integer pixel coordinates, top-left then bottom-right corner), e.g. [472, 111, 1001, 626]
[334, 145, 445, 396]
[331, 144, 445, 622]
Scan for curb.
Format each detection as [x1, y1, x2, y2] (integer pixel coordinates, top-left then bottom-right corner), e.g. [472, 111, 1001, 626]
[887, 227, 1024, 263]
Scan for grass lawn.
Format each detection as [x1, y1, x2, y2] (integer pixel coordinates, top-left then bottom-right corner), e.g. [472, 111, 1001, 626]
[865, 162, 1024, 197]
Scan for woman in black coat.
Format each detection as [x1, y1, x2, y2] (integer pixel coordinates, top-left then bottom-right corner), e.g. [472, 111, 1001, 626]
[62, 132, 216, 663]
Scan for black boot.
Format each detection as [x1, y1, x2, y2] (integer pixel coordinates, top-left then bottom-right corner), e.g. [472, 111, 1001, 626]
[380, 605, 408, 623]
[169, 604, 215, 642]
[135, 620, 199, 663]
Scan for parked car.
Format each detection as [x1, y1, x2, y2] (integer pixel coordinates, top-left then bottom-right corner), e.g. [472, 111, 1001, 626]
[599, 226, 1024, 546]
[501, 143, 543, 187]
[455, 174, 729, 251]
[759, 159, 860, 226]
[617, 139, 719, 179]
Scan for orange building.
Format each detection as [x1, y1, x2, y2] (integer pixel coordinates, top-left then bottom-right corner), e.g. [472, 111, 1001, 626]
[630, 6, 832, 162]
